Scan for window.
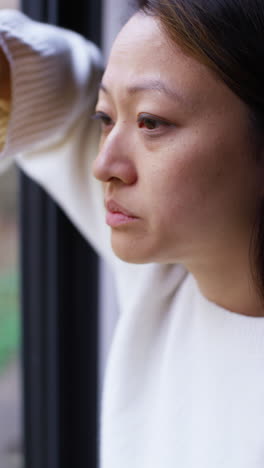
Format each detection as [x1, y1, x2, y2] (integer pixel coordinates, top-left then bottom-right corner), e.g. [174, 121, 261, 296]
[20, 1, 101, 467]
[0, 2, 22, 468]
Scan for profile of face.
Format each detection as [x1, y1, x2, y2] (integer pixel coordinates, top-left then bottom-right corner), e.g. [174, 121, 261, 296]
[93, 12, 263, 267]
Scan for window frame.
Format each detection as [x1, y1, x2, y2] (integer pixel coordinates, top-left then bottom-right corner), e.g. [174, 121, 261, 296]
[20, 1, 101, 467]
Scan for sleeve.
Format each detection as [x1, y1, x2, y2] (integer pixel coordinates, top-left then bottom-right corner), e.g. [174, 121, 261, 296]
[0, 9, 116, 266]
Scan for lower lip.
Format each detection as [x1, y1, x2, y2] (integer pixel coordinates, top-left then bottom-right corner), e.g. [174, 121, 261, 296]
[106, 211, 138, 227]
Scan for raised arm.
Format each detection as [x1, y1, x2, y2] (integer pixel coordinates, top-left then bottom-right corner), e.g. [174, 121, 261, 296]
[0, 9, 115, 265]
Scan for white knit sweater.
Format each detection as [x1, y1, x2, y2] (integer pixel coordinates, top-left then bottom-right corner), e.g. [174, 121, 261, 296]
[0, 10, 264, 468]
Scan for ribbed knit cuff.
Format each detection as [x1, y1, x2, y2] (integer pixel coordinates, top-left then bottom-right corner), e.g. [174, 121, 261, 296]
[0, 9, 103, 169]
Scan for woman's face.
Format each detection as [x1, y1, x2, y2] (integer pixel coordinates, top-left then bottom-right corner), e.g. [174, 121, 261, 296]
[93, 13, 262, 265]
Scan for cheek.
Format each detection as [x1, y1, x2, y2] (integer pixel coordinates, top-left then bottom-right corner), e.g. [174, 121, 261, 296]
[143, 140, 233, 229]
[137, 113, 259, 231]
[151, 147, 213, 200]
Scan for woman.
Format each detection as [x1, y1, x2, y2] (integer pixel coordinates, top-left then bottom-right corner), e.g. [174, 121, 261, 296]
[0, 1, 264, 466]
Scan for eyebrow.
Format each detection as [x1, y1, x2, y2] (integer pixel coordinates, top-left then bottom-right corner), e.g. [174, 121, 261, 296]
[99, 79, 185, 104]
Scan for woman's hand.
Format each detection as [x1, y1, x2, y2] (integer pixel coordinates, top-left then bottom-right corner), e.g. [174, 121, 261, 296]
[0, 47, 11, 101]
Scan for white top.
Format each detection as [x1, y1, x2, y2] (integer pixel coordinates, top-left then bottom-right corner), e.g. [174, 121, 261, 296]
[0, 10, 264, 468]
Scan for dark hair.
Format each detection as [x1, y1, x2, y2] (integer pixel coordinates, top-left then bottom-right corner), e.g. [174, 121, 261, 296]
[136, 0, 264, 303]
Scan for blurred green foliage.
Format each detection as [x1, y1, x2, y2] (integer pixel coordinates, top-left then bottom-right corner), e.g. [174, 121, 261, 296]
[0, 270, 20, 374]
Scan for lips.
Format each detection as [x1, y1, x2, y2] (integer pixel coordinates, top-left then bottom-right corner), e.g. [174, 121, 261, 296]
[105, 199, 139, 227]
[105, 199, 136, 217]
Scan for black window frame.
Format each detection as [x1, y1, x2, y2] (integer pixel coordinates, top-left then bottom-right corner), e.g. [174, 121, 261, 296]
[20, 1, 101, 467]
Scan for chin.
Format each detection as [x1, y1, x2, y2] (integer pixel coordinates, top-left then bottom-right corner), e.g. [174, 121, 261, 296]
[111, 234, 156, 264]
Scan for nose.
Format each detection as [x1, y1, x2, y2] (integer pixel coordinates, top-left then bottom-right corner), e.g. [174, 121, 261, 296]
[92, 129, 137, 185]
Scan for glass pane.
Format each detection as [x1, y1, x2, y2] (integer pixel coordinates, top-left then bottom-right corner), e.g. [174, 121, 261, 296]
[0, 3, 22, 468]
[0, 164, 22, 468]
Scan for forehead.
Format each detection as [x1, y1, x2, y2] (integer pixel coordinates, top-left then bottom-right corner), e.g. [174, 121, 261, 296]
[108, 13, 173, 71]
[102, 13, 222, 108]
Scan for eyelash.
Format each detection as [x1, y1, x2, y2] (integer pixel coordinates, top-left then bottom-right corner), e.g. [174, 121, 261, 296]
[92, 111, 113, 127]
[91, 111, 174, 135]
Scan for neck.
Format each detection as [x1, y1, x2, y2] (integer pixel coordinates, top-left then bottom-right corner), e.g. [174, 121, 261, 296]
[185, 245, 264, 318]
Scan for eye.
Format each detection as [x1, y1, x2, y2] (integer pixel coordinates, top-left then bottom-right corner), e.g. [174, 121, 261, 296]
[91, 111, 114, 128]
[137, 113, 174, 133]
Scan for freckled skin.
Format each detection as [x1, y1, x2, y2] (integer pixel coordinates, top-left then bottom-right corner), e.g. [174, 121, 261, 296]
[93, 13, 262, 274]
